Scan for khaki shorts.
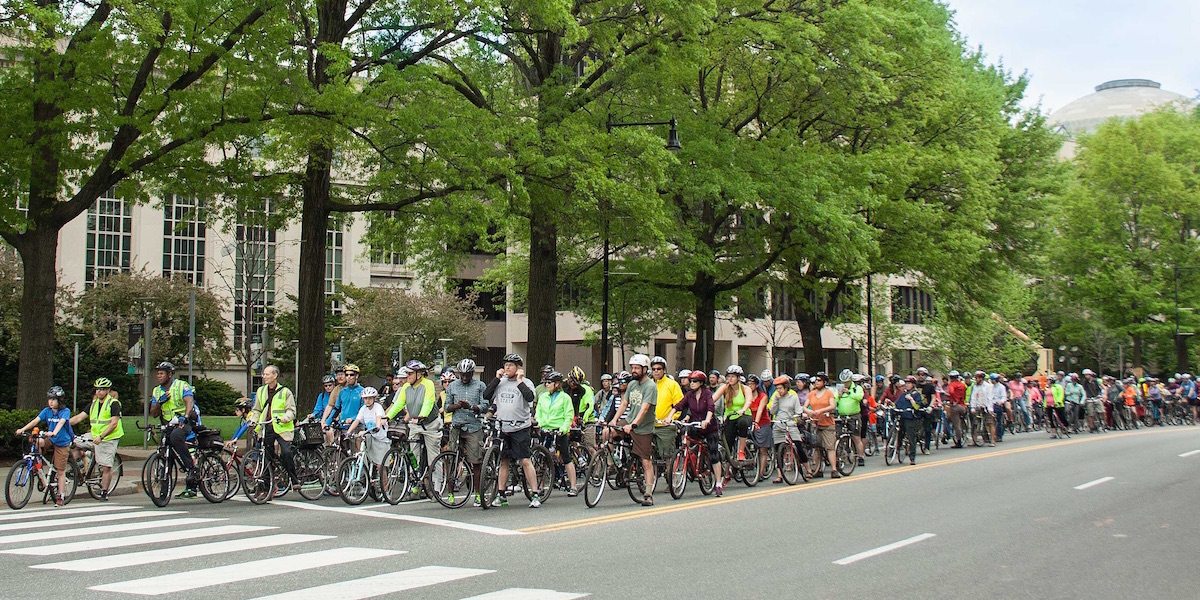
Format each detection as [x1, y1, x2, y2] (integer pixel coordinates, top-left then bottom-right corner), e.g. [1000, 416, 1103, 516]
[652, 426, 676, 461]
[631, 432, 654, 460]
[816, 425, 836, 450]
[580, 424, 597, 453]
[94, 439, 119, 468]
[50, 444, 69, 472]
[449, 428, 484, 464]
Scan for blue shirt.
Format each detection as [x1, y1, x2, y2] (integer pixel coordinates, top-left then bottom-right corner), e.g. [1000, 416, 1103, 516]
[230, 419, 250, 442]
[895, 390, 924, 419]
[312, 391, 332, 423]
[38, 407, 74, 447]
[336, 384, 363, 423]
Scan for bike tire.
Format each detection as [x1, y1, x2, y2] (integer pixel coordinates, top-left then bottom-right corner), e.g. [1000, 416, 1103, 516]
[885, 429, 898, 466]
[197, 453, 229, 503]
[143, 453, 175, 508]
[222, 451, 242, 500]
[242, 449, 274, 505]
[379, 448, 409, 506]
[479, 448, 499, 510]
[336, 456, 369, 505]
[57, 458, 80, 505]
[584, 455, 607, 508]
[525, 445, 554, 502]
[742, 445, 760, 487]
[836, 436, 855, 476]
[625, 458, 646, 504]
[863, 430, 877, 457]
[428, 452, 471, 509]
[697, 449, 716, 495]
[778, 443, 800, 485]
[320, 446, 343, 495]
[295, 448, 325, 501]
[668, 450, 687, 500]
[5, 461, 33, 510]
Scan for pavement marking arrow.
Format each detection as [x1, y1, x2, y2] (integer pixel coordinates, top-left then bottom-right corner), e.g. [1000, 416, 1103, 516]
[833, 533, 937, 565]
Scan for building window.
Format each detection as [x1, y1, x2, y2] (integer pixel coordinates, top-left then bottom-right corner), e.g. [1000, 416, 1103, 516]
[162, 195, 206, 285]
[326, 227, 344, 314]
[233, 213, 276, 350]
[454, 279, 505, 322]
[85, 188, 132, 287]
[891, 285, 933, 325]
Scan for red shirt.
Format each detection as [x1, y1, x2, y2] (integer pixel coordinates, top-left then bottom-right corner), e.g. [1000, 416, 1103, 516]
[749, 391, 771, 426]
[947, 380, 967, 406]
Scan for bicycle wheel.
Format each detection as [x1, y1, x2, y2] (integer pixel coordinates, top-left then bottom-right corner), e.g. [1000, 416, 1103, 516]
[142, 453, 176, 507]
[479, 448, 499, 510]
[57, 459, 79, 505]
[863, 430, 877, 457]
[836, 436, 855, 476]
[197, 453, 230, 503]
[742, 445, 760, 487]
[271, 458, 290, 499]
[379, 448, 409, 506]
[697, 449, 716, 495]
[5, 461, 34, 510]
[222, 451, 242, 500]
[668, 449, 687, 500]
[320, 446, 342, 495]
[336, 457, 369, 505]
[778, 443, 801, 485]
[294, 448, 325, 501]
[242, 449, 274, 505]
[583, 455, 607, 508]
[625, 457, 646, 504]
[428, 452, 471, 509]
[524, 445, 553, 502]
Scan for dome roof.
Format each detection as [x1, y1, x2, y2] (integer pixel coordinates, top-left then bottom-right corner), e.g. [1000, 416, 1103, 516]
[1048, 79, 1193, 138]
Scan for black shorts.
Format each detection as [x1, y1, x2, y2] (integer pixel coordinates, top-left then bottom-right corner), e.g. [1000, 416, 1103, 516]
[859, 411, 869, 437]
[687, 429, 721, 457]
[501, 427, 533, 461]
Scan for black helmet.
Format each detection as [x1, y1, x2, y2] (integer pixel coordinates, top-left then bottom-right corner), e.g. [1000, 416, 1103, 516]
[546, 371, 565, 383]
[235, 398, 253, 410]
[155, 361, 175, 372]
[746, 374, 760, 385]
[541, 364, 554, 374]
[889, 374, 901, 383]
[46, 386, 65, 400]
[814, 372, 829, 382]
[503, 353, 524, 366]
[321, 374, 336, 385]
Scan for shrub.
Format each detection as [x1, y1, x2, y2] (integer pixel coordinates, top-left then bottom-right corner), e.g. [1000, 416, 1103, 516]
[192, 378, 244, 417]
[0, 409, 41, 457]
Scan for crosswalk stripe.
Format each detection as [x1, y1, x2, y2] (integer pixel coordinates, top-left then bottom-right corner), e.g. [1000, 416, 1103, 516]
[0, 510, 183, 532]
[248, 566, 494, 600]
[458, 589, 589, 600]
[31, 533, 336, 572]
[1, 525, 276, 556]
[0, 517, 223, 545]
[0, 504, 137, 523]
[90, 547, 403, 596]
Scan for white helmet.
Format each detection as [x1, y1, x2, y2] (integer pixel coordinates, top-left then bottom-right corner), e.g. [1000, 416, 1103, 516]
[839, 369, 853, 383]
[760, 369, 772, 380]
[726, 365, 744, 376]
[916, 366, 929, 375]
[650, 355, 668, 367]
[679, 369, 692, 380]
[1082, 368, 1095, 377]
[361, 386, 379, 398]
[629, 354, 651, 368]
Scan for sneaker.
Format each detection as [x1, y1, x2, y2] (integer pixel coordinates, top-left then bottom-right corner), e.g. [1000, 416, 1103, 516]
[98, 491, 109, 502]
[714, 484, 723, 497]
[529, 498, 541, 508]
[567, 489, 578, 497]
[920, 448, 929, 455]
[857, 457, 865, 467]
[175, 488, 197, 499]
[473, 494, 482, 508]
[988, 443, 995, 447]
[276, 485, 288, 496]
[830, 472, 841, 479]
[737, 451, 746, 462]
[909, 459, 916, 466]
[642, 494, 654, 506]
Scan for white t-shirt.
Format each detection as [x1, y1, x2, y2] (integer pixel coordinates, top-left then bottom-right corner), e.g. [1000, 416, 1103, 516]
[356, 404, 388, 441]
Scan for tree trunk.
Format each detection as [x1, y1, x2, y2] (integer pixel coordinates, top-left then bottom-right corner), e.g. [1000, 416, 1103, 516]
[796, 309, 825, 374]
[675, 322, 689, 370]
[694, 285, 716, 372]
[296, 145, 333, 410]
[14, 229, 59, 409]
[526, 187, 557, 370]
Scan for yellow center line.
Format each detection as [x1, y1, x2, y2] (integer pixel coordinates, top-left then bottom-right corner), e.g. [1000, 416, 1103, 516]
[519, 427, 1191, 535]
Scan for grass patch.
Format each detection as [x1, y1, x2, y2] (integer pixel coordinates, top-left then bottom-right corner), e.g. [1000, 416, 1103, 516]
[115, 416, 243, 447]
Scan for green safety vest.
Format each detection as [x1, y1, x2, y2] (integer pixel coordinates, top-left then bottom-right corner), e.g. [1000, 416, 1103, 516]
[89, 396, 123, 441]
[578, 384, 596, 423]
[387, 378, 438, 420]
[255, 385, 295, 435]
[837, 383, 863, 415]
[152, 379, 192, 422]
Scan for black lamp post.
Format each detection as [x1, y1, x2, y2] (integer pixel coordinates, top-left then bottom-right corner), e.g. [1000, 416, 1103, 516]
[600, 115, 680, 374]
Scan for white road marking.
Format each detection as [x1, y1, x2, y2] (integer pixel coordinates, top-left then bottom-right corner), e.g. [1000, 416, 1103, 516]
[459, 589, 589, 600]
[1, 525, 276, 556]
[0, 517, 223, 545]
[0, 504, 136, 523]
[248, 566, 493, 600]
[252, 498, 524, 536]
[833, 533, 937, 565]
[31, 533, 336, 572]
[1178, 449, 1200, 457]
[91, 547, 402, 595]
[0, 510, 182, 532]
[1074, 477, 1114, 490]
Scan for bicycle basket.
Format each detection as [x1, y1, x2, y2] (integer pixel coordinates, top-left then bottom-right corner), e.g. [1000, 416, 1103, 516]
[296, 422, 325, 449]
[196, 428, 224, 450]
[802, 429, 820, 448]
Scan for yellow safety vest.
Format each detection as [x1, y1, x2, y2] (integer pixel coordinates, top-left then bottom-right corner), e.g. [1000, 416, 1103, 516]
[89, 396, 123, 441]
[152, 379, 192, 422]
[254, 385, 294, 435]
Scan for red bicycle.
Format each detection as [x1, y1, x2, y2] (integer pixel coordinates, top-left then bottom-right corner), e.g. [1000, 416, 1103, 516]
[667, 421, 716, 499]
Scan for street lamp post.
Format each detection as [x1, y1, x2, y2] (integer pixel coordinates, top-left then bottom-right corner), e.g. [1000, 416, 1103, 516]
[601, 115, 681, 374]
[70, 332, 85, 413]
[438, 338, 454, 370]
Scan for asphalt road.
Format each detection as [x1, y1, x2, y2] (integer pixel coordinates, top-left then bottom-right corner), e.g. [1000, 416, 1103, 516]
[3, 425, 1199, 599]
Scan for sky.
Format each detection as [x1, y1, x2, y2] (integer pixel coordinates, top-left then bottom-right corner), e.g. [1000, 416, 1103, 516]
[944, 0, 1199, 113]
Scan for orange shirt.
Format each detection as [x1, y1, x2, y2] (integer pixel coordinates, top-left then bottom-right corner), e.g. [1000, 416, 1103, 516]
[807, 388, 836, 427]
[867, 395, 878, 425]
[1122, 386, 1137, 407]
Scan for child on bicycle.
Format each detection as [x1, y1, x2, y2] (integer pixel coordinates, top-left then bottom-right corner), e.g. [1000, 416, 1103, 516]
[14, 386, 75, 506]
[223, 398, 255, 453]
[347, 387, 389, 466]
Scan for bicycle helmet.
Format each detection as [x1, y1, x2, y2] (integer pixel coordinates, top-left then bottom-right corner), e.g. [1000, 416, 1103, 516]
[852, 373, 867, 383]
[747, 374, 761, 385]
[838, 369, 853, 383]
[650, 356, 668, 368]
[361, 386, 379, 398]
[569, 366, 586, 383]
[690, 370, 707, 381]
[600, 373, 613, 381]
[47, 386, 65, 399]
[629, 354, 651, 368]
[678, 369, 692, 380]
[759, 369, 772, 380]
[405, 359, 427, 372]
[974, 370, 986, 377]
[813, 372, 829, 383]
[396, 367, 410, 378]
[1082, 368, 1095, 376]
[989, 373, 1000, 380]
[502, 353, 524, 366]
[344, 364, 361, 374]
[709, 369, 721, 376]
[948, 370, 960, 378]
[617, 370, 633, 384]
[545, 371, 565, 383]
[155, 361, 175, 372]
[875, 375, 885, 383]
[321, 374, 336, 384]
[456, 358, 476, 374]
[93, 377, 113, 389]
[796, 373, 810, 382]
[916, 366, 929, 376]
[541, 364, 554, 374]
[441, 369, 456, 384]
[773, 374, 792, 386]
[889, 374, 901, 383]
[904, 375, 917, 384]
[725, 365, 744, 376]
[234, 398, 253, 411]
[334, 365, 346, 374]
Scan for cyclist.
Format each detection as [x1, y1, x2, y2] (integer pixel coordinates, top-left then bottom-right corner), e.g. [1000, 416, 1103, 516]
[482, 353, 540, 508]
[1080, 369, 1103, 432]
[620, 354, 658, 506]
[746, 374, 772, 476]
[445, 358, 487, 506]
[1182, 374, 1198, 423]
[944, 371, 967, 447]
[650, 356, 683, 466]
[223, 398, 254, 453]
[603, 371, 634, 443]
[346, 387, 389, 466]
[596, 373, 615, 424]
[801, 373, 838, 478]
[388, 360, 442, 496]
[66, 377, 122, 500]
[673, 370, 723, 495]
[712, 365, 752, 463]
[149, 361, 200, 498]
[323, 364, 364, 435]
[14, 386, 75, 506]
[533, 364, 554, 404]
[1063, 373, 1085, 432]
[678, 369, 692, 388]
[565, 367, 597, 456]
[989, 373, 1008, 442]
[1048, 374, 1068, 437]
[895, 376, 924, 465]
[769, 374, 801, 484]
[707, 370, 722, 391]
[250, 365, 300, 493]
[535, 371, 578, 496]
[969, 371, 995, 446]
[835, 369, 864, 466]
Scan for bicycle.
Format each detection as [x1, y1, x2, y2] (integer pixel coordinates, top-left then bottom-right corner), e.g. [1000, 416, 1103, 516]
[321, 420, 353, 495]
[478, 418, 552, 509]
[69, 435, 124, 500]
[337, 430, 382, 505]
[379, 427, 425, 505]
[138, 421, 226, 507]
[583, 423, 642, 507]
[717, 420, 761, 487]
[832, 416, 856, 476]
[6, 431, 79, 510]
[756, 418, 806, 486]
[537, 428, 586, 496]
[426, 424, 476, 508]
[666, 421, 716, 499]
[291, 417, 328, 501]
